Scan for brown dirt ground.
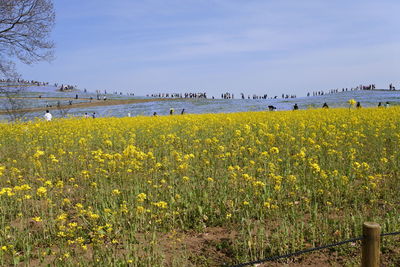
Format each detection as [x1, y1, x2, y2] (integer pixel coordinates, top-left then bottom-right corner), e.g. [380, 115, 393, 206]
[14, 226, 400, 266]
[155, 227, 400, 266]
[163, 227, 399, 266]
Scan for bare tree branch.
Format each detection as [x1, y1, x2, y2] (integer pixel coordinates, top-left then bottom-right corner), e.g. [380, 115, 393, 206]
[0, 84, 27, 121]
[0, 0, 55, 77]
[0, 0, 54, 120]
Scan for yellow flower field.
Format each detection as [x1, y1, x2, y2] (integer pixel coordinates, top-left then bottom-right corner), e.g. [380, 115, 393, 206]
[0, 107, 399, 266]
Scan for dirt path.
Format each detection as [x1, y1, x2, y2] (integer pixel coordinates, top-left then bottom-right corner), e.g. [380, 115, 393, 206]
[0, 98, 176, 115]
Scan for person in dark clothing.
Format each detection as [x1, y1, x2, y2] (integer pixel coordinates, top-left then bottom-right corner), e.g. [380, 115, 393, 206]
[356, 102, 361, 108]
[181, 109, 185, 115]
[293, 103, 299, 110]
[322, 102, 329, 108]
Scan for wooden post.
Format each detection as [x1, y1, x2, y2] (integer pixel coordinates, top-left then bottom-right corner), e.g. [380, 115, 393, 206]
[361, 222, 381, 267]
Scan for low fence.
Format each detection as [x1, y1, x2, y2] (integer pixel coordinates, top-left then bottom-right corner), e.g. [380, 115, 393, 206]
[230, 222, 400, 267]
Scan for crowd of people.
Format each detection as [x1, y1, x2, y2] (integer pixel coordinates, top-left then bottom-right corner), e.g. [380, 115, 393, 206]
[242, 93, 268, 99]
[43, 110, 97, 121]
[308, 87, 362, 97]
[0, 78, 50, 86]
[145, 91, 298, 100]
[147, 92, 208, 99]
[4, 79, 398, 121]
[43, 99, 393, 121]
[240, 93, 297, 99]
[85, 82, 397, 100]
[307, 83, 397, 97]
[0, 79, 80, 92]
[289, 101, 390, 111]
[58, 84, 77, 91]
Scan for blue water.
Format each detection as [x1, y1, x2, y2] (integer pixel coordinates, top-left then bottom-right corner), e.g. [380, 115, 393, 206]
[1, 86, 400, 120]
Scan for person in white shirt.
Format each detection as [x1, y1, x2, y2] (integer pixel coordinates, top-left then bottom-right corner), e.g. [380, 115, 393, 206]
[44, 110, 52, 121]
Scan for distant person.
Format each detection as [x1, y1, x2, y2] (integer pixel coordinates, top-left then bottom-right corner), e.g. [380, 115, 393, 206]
[127, 112, 131, 117]
[181, 108, 185, 115]
[322, 102, 329, 109]
[268, 105, 276, 111]
[356, 102, 361, 108]
[75, 94, 78, 99]
[170, 108, 174, 115]
[84, 113, 89, 118]
[293, 103, 299, 110]
[92, 112, 96, 118]
[153, 112, 157, 116]
[385, 102, 389, 108]
[378, 102, 382, 107]
[44, 110, 52, 121]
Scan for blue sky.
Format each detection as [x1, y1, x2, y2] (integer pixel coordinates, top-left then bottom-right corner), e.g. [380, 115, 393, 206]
[17, 0, 400, 97]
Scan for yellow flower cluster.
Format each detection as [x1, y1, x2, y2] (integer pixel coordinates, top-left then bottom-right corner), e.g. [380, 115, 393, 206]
[0, 107, 399, 265]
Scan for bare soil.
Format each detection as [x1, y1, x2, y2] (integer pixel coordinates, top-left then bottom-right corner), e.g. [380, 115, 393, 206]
[17, 226, 400, 266]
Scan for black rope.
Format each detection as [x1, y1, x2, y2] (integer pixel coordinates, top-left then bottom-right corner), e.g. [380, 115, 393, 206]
[228, 237, 363, 267]
[381, 231, 400, 237]
[228, 231, 400, 267]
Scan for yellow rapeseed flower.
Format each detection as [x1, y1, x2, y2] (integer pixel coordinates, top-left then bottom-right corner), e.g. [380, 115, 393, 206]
[32, 217, 42, 222]
[36, 187, 47, 197]
[137, 193, 147, 202]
